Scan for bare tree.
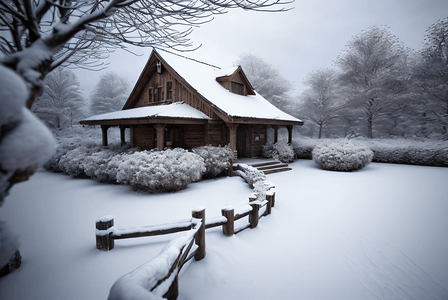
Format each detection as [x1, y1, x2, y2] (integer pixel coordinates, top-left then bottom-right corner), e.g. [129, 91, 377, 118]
[89, 72, 129, 116]
[32, 67, 86, 128]
[236, 53, 292, 110]
[335, 26, 410, 138]
[297, 69, 345, 138]
[0, 0, 291, 203]
[413, 17, 448, 139]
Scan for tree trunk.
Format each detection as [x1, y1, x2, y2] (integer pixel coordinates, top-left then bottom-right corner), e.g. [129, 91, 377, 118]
[367, 117, 373, 139]
[318, 124, 323, 139]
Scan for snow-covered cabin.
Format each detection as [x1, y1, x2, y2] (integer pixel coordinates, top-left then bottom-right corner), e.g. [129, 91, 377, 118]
[80, 50, 303, 158]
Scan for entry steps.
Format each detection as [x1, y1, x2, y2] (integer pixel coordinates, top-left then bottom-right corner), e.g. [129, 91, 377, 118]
[250, 160, 292, 175]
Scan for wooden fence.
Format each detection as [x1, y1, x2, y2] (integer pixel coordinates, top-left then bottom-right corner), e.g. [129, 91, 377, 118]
[96, 189, 276, 300]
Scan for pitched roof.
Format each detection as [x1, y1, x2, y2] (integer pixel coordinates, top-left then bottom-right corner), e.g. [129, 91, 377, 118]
[152, 50, 301, 123]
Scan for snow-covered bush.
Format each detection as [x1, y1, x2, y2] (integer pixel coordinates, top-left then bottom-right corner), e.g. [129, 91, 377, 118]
[312, 140, 373, 171]
[234, 163, 270, 201]
[116, 148, 206, 193]
[294, 137, 448, 167]
[262, 142, 295, 163]
[58, 145, 98, 177]
[83, 145, 138, 183]
[192, 145, 236, 178]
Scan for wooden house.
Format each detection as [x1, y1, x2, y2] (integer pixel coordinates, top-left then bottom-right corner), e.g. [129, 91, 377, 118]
[80, 50, 303, 158]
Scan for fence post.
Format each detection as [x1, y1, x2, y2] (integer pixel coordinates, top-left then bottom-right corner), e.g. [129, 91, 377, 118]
[96, 216, 114, 251]
[221, 206, 234, 236]
[192, 207, 206, 261]
[267, 190, 276, 208]
[249, 201, 260, 229]
[163, 274, 179, 300]
[266, 191, 274, 215]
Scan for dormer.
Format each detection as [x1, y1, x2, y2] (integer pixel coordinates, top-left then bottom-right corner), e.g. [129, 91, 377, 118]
[215, 66, 256, 96]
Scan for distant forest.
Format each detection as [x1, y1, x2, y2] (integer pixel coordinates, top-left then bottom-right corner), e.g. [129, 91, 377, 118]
[290, 19, 448, 140]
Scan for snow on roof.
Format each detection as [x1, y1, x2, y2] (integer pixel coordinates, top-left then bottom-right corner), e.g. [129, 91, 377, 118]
[158, 51, 302, 123]
[83, 102, 211, 121]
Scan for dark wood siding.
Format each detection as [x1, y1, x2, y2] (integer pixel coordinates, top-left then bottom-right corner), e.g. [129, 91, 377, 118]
[133, 125, 155, 150]
[184, 125, 206, 149]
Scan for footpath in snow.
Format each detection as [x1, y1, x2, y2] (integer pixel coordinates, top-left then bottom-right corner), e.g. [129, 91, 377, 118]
[0, 160, 447, 299]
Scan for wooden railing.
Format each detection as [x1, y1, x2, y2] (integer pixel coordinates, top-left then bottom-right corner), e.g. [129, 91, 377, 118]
[97, 168, 276, 300]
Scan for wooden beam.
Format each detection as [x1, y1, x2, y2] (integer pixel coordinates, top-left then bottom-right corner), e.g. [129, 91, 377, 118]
[101, 125, 109, 146]
[273, 125, 278, 144]
[120, 126, 126, 146]
[154, 124, 166, 150]
[287, 125, 293, 144]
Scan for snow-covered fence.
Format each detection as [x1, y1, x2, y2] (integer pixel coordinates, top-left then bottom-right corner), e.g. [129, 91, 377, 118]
[108, 217, 203, 300]
[97, 171, 276, 299]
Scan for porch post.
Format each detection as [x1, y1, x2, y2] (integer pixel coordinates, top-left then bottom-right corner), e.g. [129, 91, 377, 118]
[226, 123, 239, 152]
[120, 126, 126, 146]
[287, 125, 293, 144]
[273, 125, 278, 143]
[154, 124, 166, 150]
[101, 125, 109, 146]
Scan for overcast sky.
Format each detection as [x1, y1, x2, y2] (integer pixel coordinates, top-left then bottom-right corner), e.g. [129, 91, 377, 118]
[73, 0, 448, 99]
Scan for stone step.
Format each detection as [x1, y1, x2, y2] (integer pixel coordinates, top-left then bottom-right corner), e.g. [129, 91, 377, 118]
[263, 167, 292, 175]
[250, 160, 282, 168]
[257, 163, 289, 171]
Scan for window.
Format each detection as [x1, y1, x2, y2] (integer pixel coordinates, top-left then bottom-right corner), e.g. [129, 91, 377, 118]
[148, 88, 153, 103]
[231, 82, 244, 95]
[154, 88, 159, 102]
[166, 81, 173, 100]
[254, 130, 265, 141]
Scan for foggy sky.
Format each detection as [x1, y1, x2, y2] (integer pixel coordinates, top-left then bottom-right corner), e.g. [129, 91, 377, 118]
[73, 0, 448, 100]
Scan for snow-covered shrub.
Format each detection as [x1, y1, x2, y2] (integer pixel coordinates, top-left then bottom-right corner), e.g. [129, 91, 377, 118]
[192, 145, 236, 178]
[58, 145, 99, 177]
[312, 140, 373, 171]
[368, 139, 448, 167]
[116, 148, 206, 193]
[43, 143, 78, 172]
[262, 142, 295, 163]
[83, 145, 137, 183]
[236, 164, 266, 188]
[234, 163, 270, 201]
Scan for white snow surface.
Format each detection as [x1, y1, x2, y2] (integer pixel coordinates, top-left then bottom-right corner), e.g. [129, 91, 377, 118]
[158, 50, 301, 122]
[82, 102, 211, 122]
[1, 160, 447, 299]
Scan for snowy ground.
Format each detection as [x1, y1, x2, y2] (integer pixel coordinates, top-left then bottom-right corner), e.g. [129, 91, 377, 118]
[0, 160, 447, 300]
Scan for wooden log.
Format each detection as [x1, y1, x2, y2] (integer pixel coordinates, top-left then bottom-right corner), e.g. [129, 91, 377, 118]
[101, 125, 109, 146]
[265, 193, 273, 215]
[120, 126, 126, 146]
[221, 207, 234, 237]
[267, 190, 276, 208]
[249, 201, 260, 229]
[96, 217, 114, 251]
[111, 222, 192, 239]
[192, 207, 206, 261]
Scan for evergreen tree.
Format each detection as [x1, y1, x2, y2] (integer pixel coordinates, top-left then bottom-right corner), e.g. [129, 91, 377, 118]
[89, 72, 129, 116]
[32, 68, 86, 128]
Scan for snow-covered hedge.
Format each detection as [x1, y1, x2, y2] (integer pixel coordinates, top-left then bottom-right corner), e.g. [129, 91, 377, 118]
[262, 142, 295, 163]
[192, 145, 236, 178]
[45, 136, 237, 192]
[116, 148, 205, 193]
[312, 140, 373, 172]
[294, 137, 448, 167]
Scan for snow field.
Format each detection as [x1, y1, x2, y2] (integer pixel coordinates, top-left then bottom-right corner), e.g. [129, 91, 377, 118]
[0, 160, 447, 300]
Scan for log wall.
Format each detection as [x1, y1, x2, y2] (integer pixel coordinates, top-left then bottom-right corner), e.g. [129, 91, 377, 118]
[133, 125, 155, 150]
